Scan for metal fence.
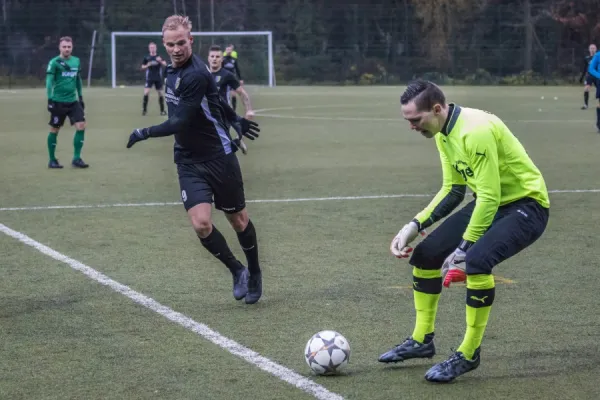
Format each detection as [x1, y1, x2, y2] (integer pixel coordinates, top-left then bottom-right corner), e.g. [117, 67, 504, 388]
[0, 0, 596, 88]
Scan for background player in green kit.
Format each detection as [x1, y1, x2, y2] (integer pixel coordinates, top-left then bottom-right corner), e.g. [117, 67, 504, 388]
[46, 36, 88, 169]
[379, 80, 550, 383]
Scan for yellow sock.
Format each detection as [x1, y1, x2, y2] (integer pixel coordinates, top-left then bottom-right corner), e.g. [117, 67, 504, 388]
[411, 267, 442, 342]
[457, 274, 495, 360]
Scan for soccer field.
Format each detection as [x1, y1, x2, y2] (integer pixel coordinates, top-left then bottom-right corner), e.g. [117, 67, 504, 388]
[1, 85, 599, 400]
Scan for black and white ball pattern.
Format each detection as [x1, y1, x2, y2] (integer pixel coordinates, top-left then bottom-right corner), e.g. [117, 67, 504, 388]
[304, 330, 351, 375]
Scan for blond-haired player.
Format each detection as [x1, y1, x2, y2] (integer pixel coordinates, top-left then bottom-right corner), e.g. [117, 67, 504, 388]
[126, 15, 264, 304]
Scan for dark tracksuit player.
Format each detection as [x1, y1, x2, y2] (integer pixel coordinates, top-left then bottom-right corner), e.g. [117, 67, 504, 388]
[141, 42, 167, 115]
[126, 15, 264, 304]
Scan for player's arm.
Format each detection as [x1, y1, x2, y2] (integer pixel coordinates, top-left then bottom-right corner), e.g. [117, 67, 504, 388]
[46, 60, 55, 98]
[157, 56, 167, 66]
[461, 126, 501, 244]
[149, 71, 207, 136]
[235, 87, 253, 114]
[441, 125, 502, 286]
[127, 70, 208, 146]
[141, 57, 149, 70]
[218, 95, 260, 141]
[46, 60, 55, 109]
[75, 65, 83, 107]
[588, 54, 600, 80]
[391, 146, 465, 258]
[413, 147, 466, 231]
[229, 78, 253, 117]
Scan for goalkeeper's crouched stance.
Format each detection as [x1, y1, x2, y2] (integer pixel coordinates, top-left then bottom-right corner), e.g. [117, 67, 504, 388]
[378, 80, 550, 383]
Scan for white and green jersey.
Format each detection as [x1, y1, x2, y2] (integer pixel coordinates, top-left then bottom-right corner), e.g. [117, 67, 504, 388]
[414, 104, 550, 243]
[46, 55, 82, 103]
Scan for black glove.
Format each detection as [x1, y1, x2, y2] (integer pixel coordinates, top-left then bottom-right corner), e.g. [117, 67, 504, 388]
[127, 128, 150, 148]
[237, 118, 260, 140]
[47, 99, 54, 112]
[79, 96, 84, 110]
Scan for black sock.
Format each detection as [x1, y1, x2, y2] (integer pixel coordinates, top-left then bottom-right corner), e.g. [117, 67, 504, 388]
[143, 95, 149, 111]
[158, 95, 165, 112]
[237, 220, 261, 275]
[232, 96, 237, 111]
[200, 225, 242, 273]
[584, 91, 589, 106]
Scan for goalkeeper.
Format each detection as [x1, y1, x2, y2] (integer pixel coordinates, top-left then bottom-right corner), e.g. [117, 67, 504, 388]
[46, 36, 88, 168]
[378, 80, 549, 383]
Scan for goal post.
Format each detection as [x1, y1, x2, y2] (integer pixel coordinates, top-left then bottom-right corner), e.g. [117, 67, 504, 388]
[110, 31, 275, 88]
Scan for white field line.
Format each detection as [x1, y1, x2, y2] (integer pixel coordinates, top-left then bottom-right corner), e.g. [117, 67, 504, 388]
[254, 112, 592, 124]
[252, 103, 386, 114]
[0, 222, 345, 400]
[0, 190, 599, 212]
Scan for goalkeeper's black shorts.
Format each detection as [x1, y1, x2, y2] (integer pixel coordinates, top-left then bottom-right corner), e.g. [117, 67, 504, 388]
[409, 197, 549, 274]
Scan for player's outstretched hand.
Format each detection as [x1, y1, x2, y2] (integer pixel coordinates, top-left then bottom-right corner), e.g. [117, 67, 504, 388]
[127, 128, 150, 148]
[239, 118, 260, 140]
[390, 221, 427, 258]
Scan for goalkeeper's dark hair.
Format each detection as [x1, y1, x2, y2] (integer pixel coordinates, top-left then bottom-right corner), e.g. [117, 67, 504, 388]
[401, 80, 446, 111]
[209, 45, 222, 52]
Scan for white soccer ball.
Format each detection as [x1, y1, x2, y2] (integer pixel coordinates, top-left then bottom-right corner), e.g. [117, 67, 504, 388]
[304, 330, 351, 375]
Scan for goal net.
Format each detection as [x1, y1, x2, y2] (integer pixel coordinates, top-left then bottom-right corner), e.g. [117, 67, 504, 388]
[110, 31, 274, 88]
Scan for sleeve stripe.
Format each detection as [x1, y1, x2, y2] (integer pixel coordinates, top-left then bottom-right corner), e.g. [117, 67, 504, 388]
[420, 185, 466, 229]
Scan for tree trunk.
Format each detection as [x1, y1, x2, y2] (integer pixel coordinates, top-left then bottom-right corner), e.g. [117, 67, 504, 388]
[98, 0, 105, 45]
[196, 0, 202, 52]
[524, 0, 533, 71]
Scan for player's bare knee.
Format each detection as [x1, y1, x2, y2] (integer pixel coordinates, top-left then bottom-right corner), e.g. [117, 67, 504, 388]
[191, 217, 212, 238]
[49, 128, 60, 134]
[226, 209, 248, 232]
[75, 122, 86, 130]
[187, 206, 213, 238]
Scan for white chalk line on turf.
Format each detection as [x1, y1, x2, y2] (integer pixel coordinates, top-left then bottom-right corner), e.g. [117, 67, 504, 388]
[0, 222, 344, 400]
[254, 113, 592, 123]
[253, 103, 386, 114]
[0, 189, 599, 212]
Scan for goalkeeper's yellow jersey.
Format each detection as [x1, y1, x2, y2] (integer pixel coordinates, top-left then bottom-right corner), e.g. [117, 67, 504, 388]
[414, 104, 549, 243]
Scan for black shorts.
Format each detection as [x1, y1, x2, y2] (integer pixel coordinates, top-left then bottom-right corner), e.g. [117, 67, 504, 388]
[48, 101, 85, 128]
[177, 153, 245, 213]
[584, 75, 596, 87]
[409, 197, 549, 274]
[145, 78, 163, 90]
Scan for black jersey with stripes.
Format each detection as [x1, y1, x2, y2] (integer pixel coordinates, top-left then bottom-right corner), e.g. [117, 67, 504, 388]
[164, 54, 233, 164]
[211, 68, 240, 103]
[142, 54, 164, 81]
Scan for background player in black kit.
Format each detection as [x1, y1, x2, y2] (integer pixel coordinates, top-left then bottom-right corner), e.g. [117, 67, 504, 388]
[579, 43, 597, 110]
[141, 42, 167, 116]
[126, 15, 264, 304]
[208, 45, 254, 154]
